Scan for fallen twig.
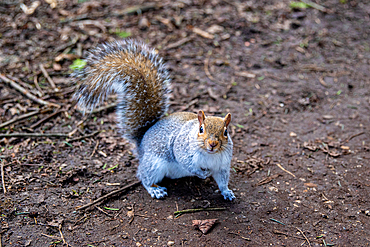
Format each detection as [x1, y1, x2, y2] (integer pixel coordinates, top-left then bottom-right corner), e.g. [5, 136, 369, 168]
[0, 74, 60, 108]
[192, 27, 214, 39]
[76, 181, 141, 211]
[296, 227, 311, 247]
[228, 232, 251, 241]
[174, 207, 226, 217]
[164, 34, 195, 50]
[67, 131, 100, 142]
[1, 160, 6, 194]
[0, 110, 40, 129]
[39, 63, 57, 91]
[343, 132, 364, 143]
[30, 110, 62, 129]
[33, 75, 44, 96]
[256, 174, 281, 186]
[58, 224, 69, 246]
[276, 163, 296, 178]
[95, 206, 114, 217]
[90, 140, 99, 158]
[40, 233, 61, 240]
[0, 133, 68, 138]
[204, 52, 214, 81]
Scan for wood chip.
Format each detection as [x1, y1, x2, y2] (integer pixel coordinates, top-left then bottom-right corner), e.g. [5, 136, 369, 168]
[304, 182, 318, 188]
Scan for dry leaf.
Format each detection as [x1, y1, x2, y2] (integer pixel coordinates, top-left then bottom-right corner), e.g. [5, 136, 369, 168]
[192, 219, 217, 234]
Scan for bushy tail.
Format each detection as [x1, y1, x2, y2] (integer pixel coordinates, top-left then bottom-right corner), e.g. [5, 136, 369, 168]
[73, 39, 171, 145]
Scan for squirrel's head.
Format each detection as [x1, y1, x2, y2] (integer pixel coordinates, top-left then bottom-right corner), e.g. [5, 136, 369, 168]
[197, 110, 231, 154]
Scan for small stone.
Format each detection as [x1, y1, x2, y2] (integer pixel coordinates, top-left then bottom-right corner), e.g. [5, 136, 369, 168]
[167, 241, 175, 246]
[289, 132, 297, 137]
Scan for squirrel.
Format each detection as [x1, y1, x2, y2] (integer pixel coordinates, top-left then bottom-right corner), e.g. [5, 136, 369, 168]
[72, 39, 235, 201]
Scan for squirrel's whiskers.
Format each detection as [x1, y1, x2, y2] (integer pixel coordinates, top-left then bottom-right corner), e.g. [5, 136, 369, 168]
[72, 39, 235, 201]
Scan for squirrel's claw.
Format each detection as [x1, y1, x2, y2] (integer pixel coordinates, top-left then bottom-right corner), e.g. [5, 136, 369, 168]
[221, 189, 235, 201]
[148, 186, 168, 199]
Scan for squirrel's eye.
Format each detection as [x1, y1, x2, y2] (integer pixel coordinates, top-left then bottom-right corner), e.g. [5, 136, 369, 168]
[224, 129, 228, 137]
[200, 126, 204, 134]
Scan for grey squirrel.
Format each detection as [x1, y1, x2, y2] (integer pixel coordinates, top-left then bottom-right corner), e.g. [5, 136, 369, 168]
[72, 39, 235, 201]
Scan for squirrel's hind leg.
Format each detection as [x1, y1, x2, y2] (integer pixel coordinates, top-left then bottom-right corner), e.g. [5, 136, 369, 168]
[137, 156, 169, 199]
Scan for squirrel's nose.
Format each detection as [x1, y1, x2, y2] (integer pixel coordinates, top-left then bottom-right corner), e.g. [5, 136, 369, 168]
[209, 141, 218, 148]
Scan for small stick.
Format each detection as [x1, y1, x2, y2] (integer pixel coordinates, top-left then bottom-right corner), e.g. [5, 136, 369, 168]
[296, 227, 311, 247]
[90, 140, 99, 158]
[174, 207, 226, 217]
[343, 132, 364, 143]
[33, 75, 44, 96]
[0, 133, 68, 138]
[164, 34, 195, 50]
[39, 63, 57, 91]
[276, 163, 296, 178]
[0, 74, 60, 108]
[1, 160, 6, 194]
[0, 110, 40, 129]
[95, 206, 113, 217]
[41, 233, 61, 240]
[76, 181, 141, 211]
[228, 232, 251, 241]
[58, 224, 68, 246]
[30, 110, 62, 129]
[68, 131, 100, 142]
[204, 53, 214, 81]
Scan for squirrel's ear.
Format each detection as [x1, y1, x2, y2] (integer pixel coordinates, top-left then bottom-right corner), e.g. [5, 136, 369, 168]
[224, 113, 231, 127]
[198, 110, 206, 125]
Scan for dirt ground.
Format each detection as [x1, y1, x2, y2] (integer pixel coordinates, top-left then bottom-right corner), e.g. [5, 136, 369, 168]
[1, 0, 370, 246]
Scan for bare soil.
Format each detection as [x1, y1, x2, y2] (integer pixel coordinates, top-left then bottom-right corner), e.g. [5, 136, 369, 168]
[1, 0, 370, 246]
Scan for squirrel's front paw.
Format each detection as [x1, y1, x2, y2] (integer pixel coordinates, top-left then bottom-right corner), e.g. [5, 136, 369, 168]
[221, 189, 235, 201]
[147, 186, 168, 199]
[193, 168, 211, 179]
